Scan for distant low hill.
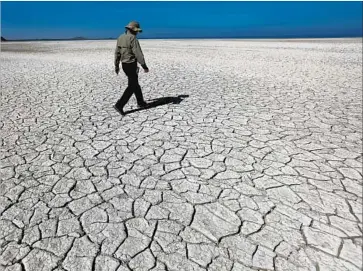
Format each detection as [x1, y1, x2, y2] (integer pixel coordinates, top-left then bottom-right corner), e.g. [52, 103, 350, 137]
[70, 36, 87, 40]
[2, 37, 116, 41]
[1, 36, 6, 41]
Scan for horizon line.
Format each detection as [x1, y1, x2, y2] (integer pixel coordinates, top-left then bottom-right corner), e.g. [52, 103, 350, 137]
[3, 34, 363, 42]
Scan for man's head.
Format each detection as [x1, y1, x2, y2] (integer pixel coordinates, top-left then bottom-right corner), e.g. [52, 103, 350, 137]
[125, 21, 142, 35]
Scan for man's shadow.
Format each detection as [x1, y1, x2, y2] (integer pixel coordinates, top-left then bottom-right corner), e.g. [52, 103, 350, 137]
[125, 95, 189, 115]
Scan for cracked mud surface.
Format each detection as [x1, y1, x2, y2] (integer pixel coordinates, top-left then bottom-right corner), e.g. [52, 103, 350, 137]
[1, 39, 362, 270]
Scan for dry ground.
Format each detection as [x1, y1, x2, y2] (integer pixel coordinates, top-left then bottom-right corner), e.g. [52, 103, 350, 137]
[0, 39, 362, 271]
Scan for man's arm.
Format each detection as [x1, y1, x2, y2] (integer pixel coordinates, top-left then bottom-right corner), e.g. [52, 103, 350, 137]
[131, 37, 148, 70]
[114, 44, 121, 67]
[114, 41, 121, 74]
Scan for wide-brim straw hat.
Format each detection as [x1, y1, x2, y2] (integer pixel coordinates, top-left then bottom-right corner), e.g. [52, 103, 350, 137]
[125, 21, 143, 33]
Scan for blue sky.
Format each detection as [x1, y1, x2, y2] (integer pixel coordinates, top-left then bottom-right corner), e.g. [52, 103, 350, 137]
[1, 1, 362, 39]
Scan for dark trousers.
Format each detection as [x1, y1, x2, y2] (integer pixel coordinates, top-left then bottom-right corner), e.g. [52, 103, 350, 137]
[116, 61, 145, 108]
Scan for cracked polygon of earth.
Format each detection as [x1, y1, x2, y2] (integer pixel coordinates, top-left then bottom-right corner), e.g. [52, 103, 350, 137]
[182, 166, 202, 176]
[68, 195, 99, 216]
[295, 167, 331, 181]
[252, 246, 276, 270]
[348, 199, 363, 222]
[88, 165, 107, 176]
[191, 202, 241, 242]
[237, 207, 264, 225]
[338, 167, 362, 180]
[108, 167, 127, 178]
[295, 189, 329, 212]
[109, 194, 133, 212]
[154, 231, 184, 255]
[276, 241, 298, 259]
[156, 252, 205, 271]
[308, 178, 343, 193]
[38, 219, 57, 238]
[275, 204, 312, 226]
[124, 185, 144, 200]
[161, 169, 185, 181]
[252, 176, 283, 190]
[74, 179, 96, 195]
[183, 191, 215, 204]
[140, 176, 158, 189]
[180, 226, 213, 244]
[145, 205, 170, 220]
[274, 257, 308, 271]
[341, 178, 362, 197]
[249, 225, 284, 250]
[230, 262, 254, 271]
[312, 220, 350, 239]
[22, 225, 41, 245]
[100, 185, 125, 201]
[303, 227, 342, 255]
[214, 170, 241, 180]
[269, 226, 305, 250]
[95, 223, 127, 254]
[220, 188, 241, 200]
[187, 243, 221, 267]
[220, 234, 256, 266]
[133, 198, 151, 217]
[33, 236, 74, 258]
[160, 201, 194, 225]
[155, 221, 182, 240]
[340, 239, 362, 269]
[266, 185, 301, 204]
[319, 191, 355, 220]
[305, 246, 361, 271]
[0, 167, 15, 180]
[114, 229, 151, 262]
[329, 215, 362, 237]
[52, 177, 75, 194]
[0, 196, 12, 214]
[3, 263, 24, 271]
[81, 205, 107, 225]
[333, 148, 361, 159]
[57, 216, 82, 237]
[94, 255, 120, 271]
[206, 257, 234, 271]
[237, 195, 259, 211]
[225, 157, 254, 172]
[143, 189, 162, 205]
[160, 149, 185, 163]
[171, 179, 199, 193]
[234, 182, 263, 196]
[65, 167, 92, 180]
[62, 256, 94, 270]
[22, 248, 59, 271]
[128, 249, 156, 270]
[199, 184, 222, 198]
[92, 140, 112, 151]
[0, 243, 30, 267]
[164, 162, 182, 174]
[187, 157, 213, 169]
[266, 208, 303, 230]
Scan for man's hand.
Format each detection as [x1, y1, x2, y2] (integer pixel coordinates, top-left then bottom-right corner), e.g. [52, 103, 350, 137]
[115, 66, 120, 75]
[143, 68, 149, 73]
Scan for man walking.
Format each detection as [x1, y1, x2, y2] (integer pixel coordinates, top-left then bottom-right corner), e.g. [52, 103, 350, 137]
[114, 21, 149, 115]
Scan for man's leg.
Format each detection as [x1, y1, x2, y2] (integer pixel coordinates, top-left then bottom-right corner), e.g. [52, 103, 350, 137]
[115, 81, 134, 110]
[115, 63, 135, 110]
[133, 76, 147, 107]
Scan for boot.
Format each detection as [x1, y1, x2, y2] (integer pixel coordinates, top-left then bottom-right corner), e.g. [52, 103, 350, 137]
[114, 103, 125, 115]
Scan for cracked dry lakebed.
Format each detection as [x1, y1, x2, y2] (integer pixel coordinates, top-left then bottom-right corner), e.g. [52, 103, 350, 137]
[0, 39, 362, 271]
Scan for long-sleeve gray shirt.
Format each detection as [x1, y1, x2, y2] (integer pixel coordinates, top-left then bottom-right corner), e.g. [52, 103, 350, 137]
[114, 31, 148, 69]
